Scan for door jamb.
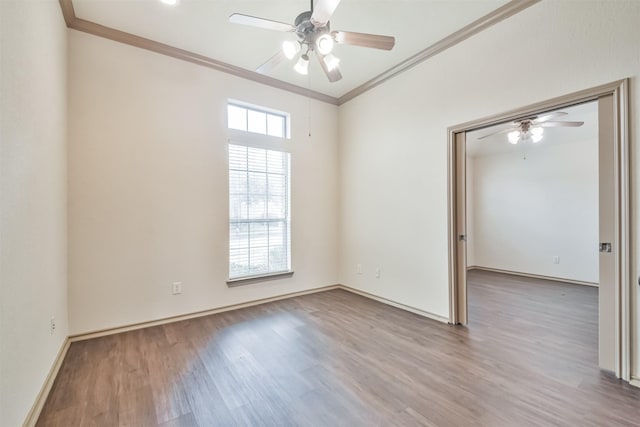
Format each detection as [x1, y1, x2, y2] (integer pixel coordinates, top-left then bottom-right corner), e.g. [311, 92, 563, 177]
[447, 79, 631, 381]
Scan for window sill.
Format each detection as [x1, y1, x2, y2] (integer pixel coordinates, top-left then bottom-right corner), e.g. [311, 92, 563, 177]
[227, 271, 294, 287]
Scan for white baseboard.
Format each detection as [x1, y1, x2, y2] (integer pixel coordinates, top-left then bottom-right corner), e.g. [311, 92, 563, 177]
[630, 378, 640, 389]
[70, 284, 449, 342]
[22, 338, 70, 427]
[338, 285, 449, 324]
[70, 284, 341, 342]
[467, 266, 598, 288]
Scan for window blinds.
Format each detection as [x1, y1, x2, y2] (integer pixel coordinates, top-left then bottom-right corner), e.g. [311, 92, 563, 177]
[228, 144, 290, 279]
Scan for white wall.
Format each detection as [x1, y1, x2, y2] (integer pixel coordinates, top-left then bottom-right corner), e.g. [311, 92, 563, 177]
[467, 140, 599, 283]
[337, 0, 639, 374]
[68, 31, 339, 335]
[0, 1, 69, 426]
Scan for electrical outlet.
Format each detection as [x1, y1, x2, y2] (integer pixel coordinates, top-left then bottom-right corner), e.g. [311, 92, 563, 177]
[553, 256, 560, 264]
[375, 268, 381, 279]
[172, 282, 182, 295]
[50, 317, 56, 335]
[356, 264, 362, 275]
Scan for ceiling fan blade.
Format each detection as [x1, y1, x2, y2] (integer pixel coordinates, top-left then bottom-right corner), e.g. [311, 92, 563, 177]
[316, 51, 342, 82]
[332, 31, 395, 50]
[229, 13, 295, 32]
[533, 111, 568, 123]
[476, 126, 517, 140]
[311, 0, 341, 27]
[256, 50, 287, 75]
[539, 121, 584, 127]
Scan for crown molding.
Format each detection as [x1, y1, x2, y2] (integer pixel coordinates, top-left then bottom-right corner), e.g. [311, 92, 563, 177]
[59, 0, 539, 107]
[337, 0, 541, 105]
[58, 0, 339, 105]
[58, 0, 75, 25]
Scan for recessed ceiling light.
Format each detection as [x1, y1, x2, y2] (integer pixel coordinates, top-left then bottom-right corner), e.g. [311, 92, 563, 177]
[159, 0, 178, 5]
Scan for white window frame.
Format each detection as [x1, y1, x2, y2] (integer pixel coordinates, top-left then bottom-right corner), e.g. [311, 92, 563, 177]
[227, 100, 291, 139]
[226, 101, 293, 285]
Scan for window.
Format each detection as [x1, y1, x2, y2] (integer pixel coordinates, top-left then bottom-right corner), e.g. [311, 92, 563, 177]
[228, 144, 291, 280]
[227, 103, 288, 138]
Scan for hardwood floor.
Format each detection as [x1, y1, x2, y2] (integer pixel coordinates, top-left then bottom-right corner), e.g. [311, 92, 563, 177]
[37, 271, 640, 426]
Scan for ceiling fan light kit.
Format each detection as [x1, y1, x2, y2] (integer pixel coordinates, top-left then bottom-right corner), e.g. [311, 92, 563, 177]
[294, 54, 310, 75]
[316, 33, 334, 55]
[530, 126, 544, 143]
[282, 40, 300, 60]
[507, 131, 520, 144]
[507, 126, 544, 144]
[229, 0, 396, 82]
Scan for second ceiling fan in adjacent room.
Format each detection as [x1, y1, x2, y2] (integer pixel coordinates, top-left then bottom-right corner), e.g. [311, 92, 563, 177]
[477, 111, 584, 145]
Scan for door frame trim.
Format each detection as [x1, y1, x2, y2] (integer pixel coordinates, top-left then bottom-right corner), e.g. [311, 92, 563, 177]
[447, 79, 631, 380]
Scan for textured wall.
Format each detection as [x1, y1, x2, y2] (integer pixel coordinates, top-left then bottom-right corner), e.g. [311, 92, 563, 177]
[0, 1, 69, 425]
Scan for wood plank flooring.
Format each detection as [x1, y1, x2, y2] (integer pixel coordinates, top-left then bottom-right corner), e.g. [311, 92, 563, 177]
[37, 271, 640, 426]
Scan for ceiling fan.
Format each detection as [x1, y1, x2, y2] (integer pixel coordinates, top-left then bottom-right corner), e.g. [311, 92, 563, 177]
[229, 0, 395, 82]
[477, 111, 584, 144]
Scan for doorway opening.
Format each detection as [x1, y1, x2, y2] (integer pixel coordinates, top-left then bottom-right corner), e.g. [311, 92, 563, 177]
[464, 101, 600, 374]
[447, 80, 631, 381]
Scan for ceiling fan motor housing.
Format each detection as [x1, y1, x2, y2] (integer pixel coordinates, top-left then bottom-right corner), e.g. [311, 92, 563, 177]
[294, 11, 330, 48]
[519, 120, 532, 132]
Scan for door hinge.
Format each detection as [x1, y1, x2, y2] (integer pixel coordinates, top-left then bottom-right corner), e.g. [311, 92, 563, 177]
[599, 242, 612, 253]
[459, 234, 467, 242]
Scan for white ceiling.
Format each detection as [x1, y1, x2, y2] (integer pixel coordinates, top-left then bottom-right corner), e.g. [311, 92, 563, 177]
[73, 0, 510, 98]
[466, 101, 599, 158]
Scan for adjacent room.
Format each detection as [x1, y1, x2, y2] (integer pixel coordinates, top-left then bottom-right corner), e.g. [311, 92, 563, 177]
[466, 102, 599, 287]
[465, 101, 601, 375]
[1, 0, 639, 426]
